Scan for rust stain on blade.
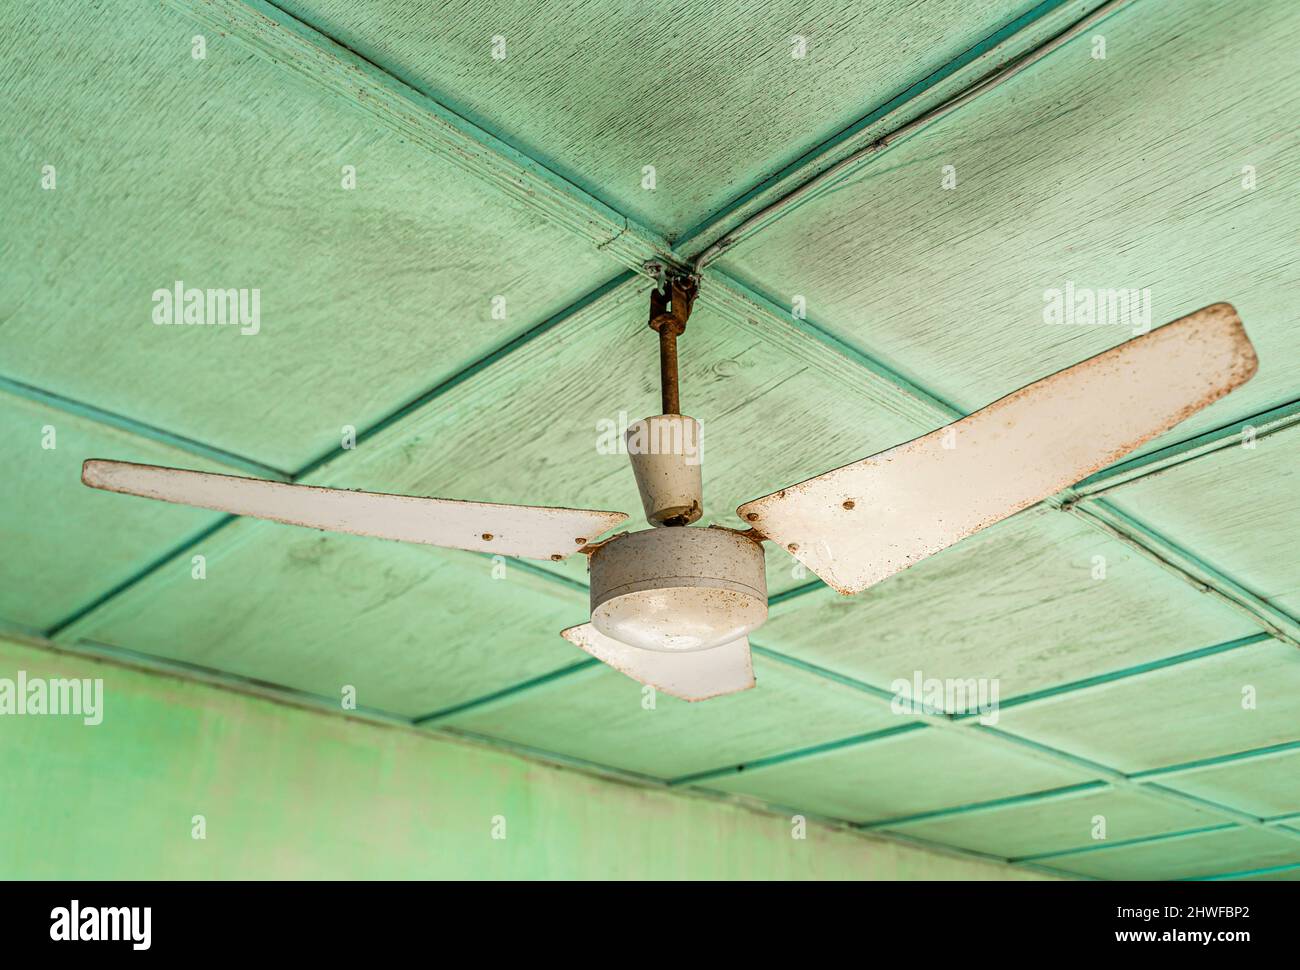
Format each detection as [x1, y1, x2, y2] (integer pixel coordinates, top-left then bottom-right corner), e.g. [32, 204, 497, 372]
[736, 303, 1257, 595]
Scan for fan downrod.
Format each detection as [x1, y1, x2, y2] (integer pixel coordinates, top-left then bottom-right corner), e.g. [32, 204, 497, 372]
[646, 270, 699, 415]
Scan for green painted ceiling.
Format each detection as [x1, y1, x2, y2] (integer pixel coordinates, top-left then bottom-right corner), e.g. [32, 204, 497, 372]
[4, 0, 1298, 880]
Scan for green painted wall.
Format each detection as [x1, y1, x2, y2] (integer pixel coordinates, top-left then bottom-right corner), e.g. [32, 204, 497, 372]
[0, 635, 1051, 880]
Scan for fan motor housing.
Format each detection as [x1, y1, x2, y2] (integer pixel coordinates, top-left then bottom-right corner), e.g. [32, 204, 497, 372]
[588, 525, 767, 653]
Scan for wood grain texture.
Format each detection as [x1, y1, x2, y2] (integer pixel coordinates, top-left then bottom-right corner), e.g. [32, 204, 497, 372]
[996, 638, 1300, 773]
[676, 0, 1119, 255]
[164, 0, 668, 266]
[756, 506, 1261, 702]
[276, 0, 1034, 238]
[886, 787, 1224, 859]
[439, 656, 907, 780]
[57, 521, 590, 718]
[721, 0, 1300, 458]
[1104, 430, 1300, 618]
[705, 727, 1090, 822]
[0, 0, 617, 471]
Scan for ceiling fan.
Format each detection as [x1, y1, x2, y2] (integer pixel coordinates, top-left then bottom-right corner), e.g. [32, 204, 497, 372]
[82, 275, 1258, 701]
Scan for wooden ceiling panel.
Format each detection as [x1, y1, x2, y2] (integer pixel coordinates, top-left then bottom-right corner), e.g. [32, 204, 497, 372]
[276, 0, 1039, 237]
[0, 0, 618, 472]
[1041, 826, 1300, 880]
[1161, 748, 1300, 821]
[57, 521, 590, 719]
[1103, 431, 1300, 619]
[757, 506, 1261, 703]
[884, 787, 1224, 861]
[719, 0, 1300, 458]
[0, 390, 228, 632]
[438, 657, 905, 780]
[996, 638, 1300, 773]
[704, 727, 1090, 823]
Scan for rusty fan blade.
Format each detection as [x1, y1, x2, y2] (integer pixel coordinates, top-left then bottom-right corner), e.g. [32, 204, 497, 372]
[737, 303, 1258, 594]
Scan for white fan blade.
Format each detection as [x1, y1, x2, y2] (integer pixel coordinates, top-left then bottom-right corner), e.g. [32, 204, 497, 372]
[82, 460, 627, 561]
[561, 623, 755, 702]
[738, 302, 1257, 594]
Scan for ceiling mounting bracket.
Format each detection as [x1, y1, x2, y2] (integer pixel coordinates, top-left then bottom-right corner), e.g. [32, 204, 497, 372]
[646, 271, 699, 415]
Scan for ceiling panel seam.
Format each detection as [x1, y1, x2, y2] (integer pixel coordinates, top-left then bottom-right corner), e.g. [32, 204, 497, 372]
[152, 0, 1016, 446]
[670, 0, 1112, 250]
[289, 272, 639, 480]
[672, 656, 1300, 850]
[401, 606, 1270, 752]
[952, 633, 1273, 716]
[1191, 860, 1300, 881]
[668, 723, 929, 787]
[679, 0, 1137, 266]
[1068, 498, 1300, 648]
[666, 644, 1300, 850]
[44, 515, 240, 639]
[1071, 397, 1300, 498]
[152, 0, 1164, 460]
[0, 373, 291, 481]
[30, 634, 419, 727]
[413, 659, 602, 725]
[1130, 739, 1300, 782]
[973, 732, 1300, 847]
[677, 645, 1283, 799]
[1022, 817, 1300, 877]
[861, 781, 1113, 829]
[404, 631, 904, 728]
[154, 0, 982, 445]
[1010, 822, 1240, 864]
[164, 0, 1130, 269]
[700, 273, 965, 425]
[163, 0, 669, 271]
[871, 734, 1300, 831]
[865, 734, 1300, 828]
